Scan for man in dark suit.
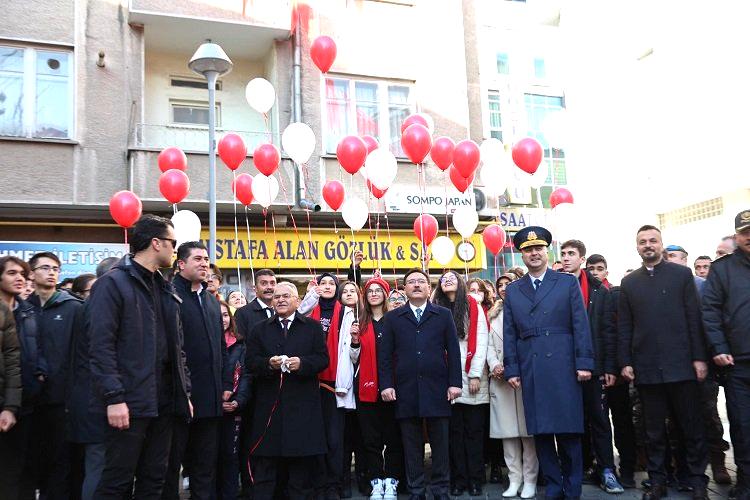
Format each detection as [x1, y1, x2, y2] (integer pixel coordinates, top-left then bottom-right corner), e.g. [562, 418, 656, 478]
[504, 226, 594, 500]
[163, 241, 230, 500]
[245, 281, 328, 499]
[378, 268, 462, 500]
[619, 225, 709, 500]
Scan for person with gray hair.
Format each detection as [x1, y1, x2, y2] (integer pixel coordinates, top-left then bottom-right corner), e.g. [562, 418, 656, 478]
[95, 257, 119, 278]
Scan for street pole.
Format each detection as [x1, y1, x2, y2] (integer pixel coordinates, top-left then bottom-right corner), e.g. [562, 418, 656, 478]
[207, 71, 218, 263]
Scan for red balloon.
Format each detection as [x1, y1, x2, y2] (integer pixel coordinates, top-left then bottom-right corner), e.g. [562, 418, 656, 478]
[400, 114, 430, 135]
[157, 147, 187, 172]
[232, 173, 254, 206]
[336, 136, 368, 174]
[218, 133, 247, 171]
[322, 180, 345, 211]
[310, 35, 337, 73]
[549, 187, 574, 208]
[413, 214, 439, 246]
[253, 143, 281, 176]
[158, 169, 190, 204]
[448, 166, 475, 193]
[453, 139, 481, 178]
[109, 191, 142, 228]
[401, 123, 432, 164]
[367, 180, 388, 199]
[430, 136, 455, 171]
[512, 137, 543, 174]
[482, 224, 507, 255]
[361, 135, 379, 154]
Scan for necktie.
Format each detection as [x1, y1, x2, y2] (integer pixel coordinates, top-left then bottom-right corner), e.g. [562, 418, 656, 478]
[534, 279, 542, 291]
[281, 319, 290, 338]
[415, 308, 422, 322]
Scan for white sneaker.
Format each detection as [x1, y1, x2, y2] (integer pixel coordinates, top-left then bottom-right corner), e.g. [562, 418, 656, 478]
[182, 477, 190, 490]
[503, 481, 521, 497]
[370, 478, 384, 499]
[383, 477, 398, 499]
[520, 482, 537, 499]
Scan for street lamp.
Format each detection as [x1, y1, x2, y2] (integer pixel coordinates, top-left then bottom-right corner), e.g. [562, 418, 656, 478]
[189, 41, 233, 263]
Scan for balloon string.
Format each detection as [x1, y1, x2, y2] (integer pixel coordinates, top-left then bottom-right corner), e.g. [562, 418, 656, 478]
[123, 228, 128, 245]
[276, 168, 314, 277]
[173, 204, 178, 216]
[232, 171, 242, 295]
[418, 163, 427, 273]
[301, 161, 317, 277]
[305, 209, 317, 277]
[244, 206, 256, 289]
[384, 210, 396, 288]
[444, 171, 450, 237]
[270, 209, 280, 271]
[333, 219, 340, 276]
[375, 211, 381, 272]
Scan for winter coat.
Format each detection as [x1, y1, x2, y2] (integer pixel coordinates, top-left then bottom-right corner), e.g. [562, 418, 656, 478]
[172, 274, 230, 419]
[702, 249, 750, 363]
[503, 270, 594, 434]
[224, 337, 251, 410]
[29, 290, 83, 405]
[378, 302, 462, 419]
[618, 261, 707, 384]
[486, 304, 529, 439]
[454, 303, 490, 405]
[245, 313, 328, 457]
[0, 301, 21, 414]
[13, 298, 47, 414]
[235, 297, 274, 339]
[88, 255, 191, 418]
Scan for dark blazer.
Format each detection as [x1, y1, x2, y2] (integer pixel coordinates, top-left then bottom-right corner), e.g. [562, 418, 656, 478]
[235, 298, 274, 339]
[503, 270, 594, 434]
[88, 256, 191, 418]
[29, 290, 83, 405]
[173, 274, 230, 419]
[618, 260, 707, 385]
[13, 298, 47, 414]
[378, 302, 462, 419]
[702, 249, 750, 362]
[583, 271, 618, 376]
[245, 313, 328, 457]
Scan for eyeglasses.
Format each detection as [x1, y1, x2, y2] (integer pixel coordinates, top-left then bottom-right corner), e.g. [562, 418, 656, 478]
[33, 265, 60, 273]
[405, 279, 428, 286]
[208, 274, 221, 280]
[156, 237, 177, 248]
[388, 297, 404, 303]
[440, 276, 456, 284]
[273, 293, 294, 300]
[366, 288, 384, 295]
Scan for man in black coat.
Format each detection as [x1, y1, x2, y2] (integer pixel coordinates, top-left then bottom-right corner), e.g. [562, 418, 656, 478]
[702, 209, 750, 500]
[90, 214, 192, 499]
[27, 251, 84, 498]
[560, 240, 623, 494]
[379, 268, 462, 500]
[163, 241, 230, 500]
[619, 225, 709, 500]
[245, 281, 328, 499]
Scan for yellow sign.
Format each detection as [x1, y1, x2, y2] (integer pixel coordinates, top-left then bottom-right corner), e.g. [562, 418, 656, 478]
[201, 228, 486, 271]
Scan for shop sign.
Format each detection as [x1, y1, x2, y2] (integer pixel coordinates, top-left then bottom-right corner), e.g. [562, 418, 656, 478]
[0, 241, 130, 280]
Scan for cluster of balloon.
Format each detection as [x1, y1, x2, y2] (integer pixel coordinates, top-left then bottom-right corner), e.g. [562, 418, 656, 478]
[449, 140, 481, 192]
[448, 166, 474, 193]
[245, 78, 276, 115]
[109, 191, 142, 229]
[157, 147, 190, 204]
[310, 36, 337, 73]
[232, 174, 254, 206]
[482, 224, 507, 255]
[337, 136, 368, 175]
[322, 180, 345, 211]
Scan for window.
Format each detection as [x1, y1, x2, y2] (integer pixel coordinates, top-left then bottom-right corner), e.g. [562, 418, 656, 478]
[0, 45, 73, 139]
[533, 58, 546, 79]
[170, 100, 221, 126]
[324, 77, 414, 157]
[658, 198, 724, 229]
[487, 91, 503, 141]
[170, 76, 222, 90]
[524, 93, 566, 207]
[496, 52, 510, 75]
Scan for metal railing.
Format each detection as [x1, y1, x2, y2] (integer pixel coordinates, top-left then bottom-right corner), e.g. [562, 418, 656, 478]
[131, 123, 280, 152]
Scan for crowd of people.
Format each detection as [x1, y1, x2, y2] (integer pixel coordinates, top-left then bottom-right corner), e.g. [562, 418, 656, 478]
[0, 208, 748, 500]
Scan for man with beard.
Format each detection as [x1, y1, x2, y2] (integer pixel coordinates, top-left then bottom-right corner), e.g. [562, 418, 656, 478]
[618, 225, 709, 500]
[503, 226, 594, 500]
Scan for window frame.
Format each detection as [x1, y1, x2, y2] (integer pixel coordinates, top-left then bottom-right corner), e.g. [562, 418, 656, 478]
[320, 75, 416, 157]
[0, 44, 75, 140]
[169, 99, 222, 128]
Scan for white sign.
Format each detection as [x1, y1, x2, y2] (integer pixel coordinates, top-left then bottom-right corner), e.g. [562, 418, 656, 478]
[385, 188, 474, 214]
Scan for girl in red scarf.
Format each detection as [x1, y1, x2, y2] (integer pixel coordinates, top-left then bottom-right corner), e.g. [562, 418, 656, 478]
[432, 271, 490, 497]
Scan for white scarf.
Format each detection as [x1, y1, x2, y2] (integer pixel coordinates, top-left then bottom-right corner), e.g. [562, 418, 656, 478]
[334, 306, 356, 409]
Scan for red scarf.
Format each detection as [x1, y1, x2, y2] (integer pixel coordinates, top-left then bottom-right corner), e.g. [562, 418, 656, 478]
[357, 321, 379, 402]
[466, 296, 480, 374]
[311, 301, 343, 382]
[602, 278, 612, 290]
[578, 272, 590, 308]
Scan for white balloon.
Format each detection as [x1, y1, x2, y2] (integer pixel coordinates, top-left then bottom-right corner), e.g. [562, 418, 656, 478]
[245, 78, 276, 114]
[363, 147, 398, 190]
[431, 236, 455, 265]
[340, 197, 369, 231]
[452, 205, 479, 239]
[541, 110, 568, 149]
[529, 160, 550, 189]
[552, 202, 577, 241]
[251, 173, 279, 208]
[282, 122, 316, 164]
[479, 162, 509, 196]
[480, 138, 505, 166]
[511, 167, 532, 191]
[171, 210, 202, 247]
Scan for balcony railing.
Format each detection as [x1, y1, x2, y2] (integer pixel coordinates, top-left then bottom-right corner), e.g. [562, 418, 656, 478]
[131, 123, 279, 153]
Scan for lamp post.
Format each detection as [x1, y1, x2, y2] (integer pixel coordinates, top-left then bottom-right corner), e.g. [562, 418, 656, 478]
[188, 41, 233, 263]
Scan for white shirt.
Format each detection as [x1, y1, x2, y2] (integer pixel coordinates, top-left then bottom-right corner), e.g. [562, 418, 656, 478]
[278, 312, 295, 328]
[529, 269, 548, 286]
[257, 297, 273, 318]
[409, 301, 427, 320]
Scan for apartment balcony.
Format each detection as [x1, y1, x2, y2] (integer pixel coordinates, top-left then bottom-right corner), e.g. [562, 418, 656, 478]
[132, 123, 277, 153]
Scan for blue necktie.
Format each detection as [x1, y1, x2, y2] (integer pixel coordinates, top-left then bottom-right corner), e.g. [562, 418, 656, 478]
[534, 279, 542, 291]
[415, 308, 422, 322]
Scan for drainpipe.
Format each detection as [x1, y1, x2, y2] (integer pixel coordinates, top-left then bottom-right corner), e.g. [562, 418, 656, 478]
[293, 16, 320, 212]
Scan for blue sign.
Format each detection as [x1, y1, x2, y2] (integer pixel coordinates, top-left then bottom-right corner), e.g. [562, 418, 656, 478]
[0, 241, 130, 280]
